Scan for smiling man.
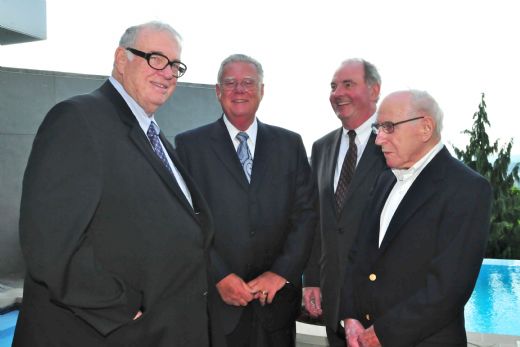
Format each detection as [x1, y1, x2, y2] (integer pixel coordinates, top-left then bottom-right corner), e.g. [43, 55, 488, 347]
[175, 54, 317, 347]
[339, 90, 492, 347]
[303, 59, 387, 347]
[14, 21, 213, 346]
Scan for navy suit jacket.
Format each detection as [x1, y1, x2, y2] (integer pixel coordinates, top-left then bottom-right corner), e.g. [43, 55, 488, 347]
[340, 147, 492, 346]
[175, 117, 317, 335]
[14, 81, 213, 347]
[304, 128, 386, 329]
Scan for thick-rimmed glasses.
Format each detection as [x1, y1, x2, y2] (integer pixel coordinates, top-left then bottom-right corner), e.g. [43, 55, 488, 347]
[371, 116, 424, 135]
[221, 78, 259, 91]
[126, 47, 187, 78]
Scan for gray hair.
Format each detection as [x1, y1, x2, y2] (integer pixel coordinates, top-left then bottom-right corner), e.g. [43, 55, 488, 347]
[341, 58, 381, 87]
[409, 89, 444, 136]
[119, 21, 182, 49]
[217, 54, 264, 84]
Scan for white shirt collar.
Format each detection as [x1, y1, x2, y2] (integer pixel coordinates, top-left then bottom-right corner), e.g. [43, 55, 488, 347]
[109, 77, 156, 134]
[343, 114, 376, 145]
[223, 114, 258, 147]
[392, 141, 444, 182]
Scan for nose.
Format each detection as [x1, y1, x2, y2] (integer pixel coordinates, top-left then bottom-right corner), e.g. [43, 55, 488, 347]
[158, 64, 175, 79]
[374, 131, 386, 146]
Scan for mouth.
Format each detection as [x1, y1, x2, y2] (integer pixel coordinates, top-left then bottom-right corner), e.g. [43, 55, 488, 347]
[335, 99, 351, 107]
[232, 99, 248, 103]
[151, 81, 169, 90]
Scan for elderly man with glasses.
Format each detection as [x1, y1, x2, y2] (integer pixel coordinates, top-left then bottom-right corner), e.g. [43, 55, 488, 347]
[339, 90, 492, 347]
[14, 21, 213, 346]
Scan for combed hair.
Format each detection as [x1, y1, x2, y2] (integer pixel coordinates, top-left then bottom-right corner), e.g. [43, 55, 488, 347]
[341, 58, 381, 87]
[217, 54, 264, 84]
[119, 21, 182, 48]
[409, 89, 444, 136]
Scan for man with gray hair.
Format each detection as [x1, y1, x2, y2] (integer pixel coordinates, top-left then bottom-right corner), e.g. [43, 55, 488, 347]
[14, 21, 212, 346]
[175, 54, 317, 346]
[339, 90, 492, 346]
[303, 58, 387, 346]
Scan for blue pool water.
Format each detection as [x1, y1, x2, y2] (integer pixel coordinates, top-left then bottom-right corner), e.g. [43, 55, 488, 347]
[1, 259, 519, 345]
[464, 258, 520, 335]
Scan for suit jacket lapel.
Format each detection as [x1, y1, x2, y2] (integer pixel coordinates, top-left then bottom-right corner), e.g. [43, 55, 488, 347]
[249, 120, 275, 189]
[210, 117, 249, 191]
[378, 147, 449, 253]
[98, 81, 198, 218]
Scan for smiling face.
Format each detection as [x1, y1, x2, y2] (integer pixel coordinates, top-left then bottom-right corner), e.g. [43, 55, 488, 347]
[216, 61, 264, 130]
[329, 61, 380, 129]
[114, 27, 181, 115]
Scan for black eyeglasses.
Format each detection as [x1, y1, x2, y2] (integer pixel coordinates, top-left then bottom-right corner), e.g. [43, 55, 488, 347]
[371, 116, 424, 135]
[126, 47, 187, 78]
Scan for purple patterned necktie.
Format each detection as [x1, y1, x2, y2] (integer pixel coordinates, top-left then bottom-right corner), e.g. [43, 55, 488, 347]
[335, 130, 357, 214]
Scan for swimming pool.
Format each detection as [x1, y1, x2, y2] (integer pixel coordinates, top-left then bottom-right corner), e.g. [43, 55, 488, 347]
[464, 258, 520, 335]
[1, 258, 519, 345]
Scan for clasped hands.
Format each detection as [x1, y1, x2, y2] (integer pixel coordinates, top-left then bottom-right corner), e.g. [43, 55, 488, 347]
[344, 319, 381, 347]
[216, 271, 287, 307]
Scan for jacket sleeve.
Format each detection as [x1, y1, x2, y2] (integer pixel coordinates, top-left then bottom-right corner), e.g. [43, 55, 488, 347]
[303, 142, 321, 287]
[270, 135, 318, 285]
[19, 100, 142, 336]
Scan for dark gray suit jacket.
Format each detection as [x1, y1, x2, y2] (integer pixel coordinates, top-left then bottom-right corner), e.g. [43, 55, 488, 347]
[14, 81, 213, 347]
[304, 128, 386, 330]
[340, 147, 492, 346]
[175, 117, 317, 336]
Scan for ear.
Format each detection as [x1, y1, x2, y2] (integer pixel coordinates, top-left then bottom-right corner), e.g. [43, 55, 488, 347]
[370, 83, 381, 102]
[114, 47, 128, 75]
[421, 116, 435, 142]
[259, 83, 265, 100]
[215, 84, 222, 101]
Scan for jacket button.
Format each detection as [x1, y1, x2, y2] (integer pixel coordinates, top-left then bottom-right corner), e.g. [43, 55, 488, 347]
[369, 273, 377, 281]
[203, 291, 208, 296]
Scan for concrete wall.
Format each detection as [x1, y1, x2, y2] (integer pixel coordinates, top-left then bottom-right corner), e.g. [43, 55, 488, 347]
[0, 66, 221, 282]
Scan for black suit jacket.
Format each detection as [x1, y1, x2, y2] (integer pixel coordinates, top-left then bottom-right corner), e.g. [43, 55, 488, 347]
[304, 128, 386, 330]
[14, 81, 213, 347]
[175, 117, 317, 335]
[340, 147, 492, 346]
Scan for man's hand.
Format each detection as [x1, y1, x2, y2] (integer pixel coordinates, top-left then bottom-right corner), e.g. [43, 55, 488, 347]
[247, 271, 287, 305]
[303, 287, 322, 317]
[358, 325, 381, 347]
[344, 318, 364, 347]
[216, 273, 255, 306]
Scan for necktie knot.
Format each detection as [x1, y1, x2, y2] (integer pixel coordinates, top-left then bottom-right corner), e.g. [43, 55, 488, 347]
[347, 130, 356, 144]
[147, 121, 160, 138]
[236, 132, 249, 143]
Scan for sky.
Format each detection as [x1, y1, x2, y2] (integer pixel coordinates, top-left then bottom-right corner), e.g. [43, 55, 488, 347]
[1, 0, 519, 155]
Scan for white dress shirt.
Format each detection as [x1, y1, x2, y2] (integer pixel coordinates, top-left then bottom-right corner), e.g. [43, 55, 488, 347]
[334, 115, 376, 191]
[378, 141, 444, 247]
[223, 114, 258, 158]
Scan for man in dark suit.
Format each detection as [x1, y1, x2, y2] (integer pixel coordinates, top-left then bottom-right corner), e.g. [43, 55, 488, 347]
[175, 54, 317, 347]
[14, 21, 213, 346]
[302, 59, 386, 346]
[340, 90, 492, 347]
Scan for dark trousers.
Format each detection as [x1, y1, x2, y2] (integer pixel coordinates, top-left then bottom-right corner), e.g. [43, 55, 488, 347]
[224, 305, 295, 347]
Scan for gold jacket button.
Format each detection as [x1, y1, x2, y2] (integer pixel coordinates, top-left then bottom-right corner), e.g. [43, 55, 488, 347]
[369, 273, 377, 281]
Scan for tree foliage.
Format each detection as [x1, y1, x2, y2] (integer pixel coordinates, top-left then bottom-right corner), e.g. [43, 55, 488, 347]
[453, 93, 520, 259]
